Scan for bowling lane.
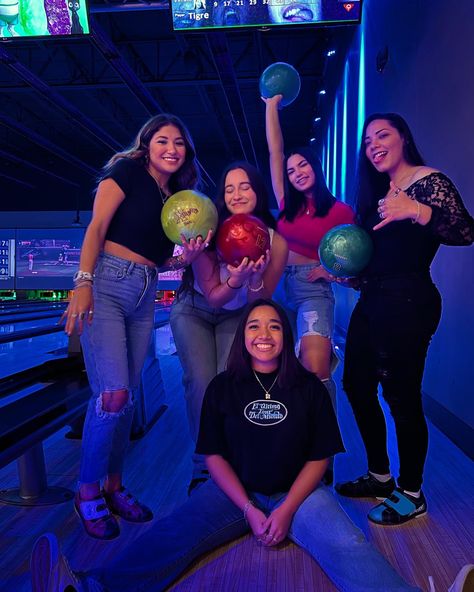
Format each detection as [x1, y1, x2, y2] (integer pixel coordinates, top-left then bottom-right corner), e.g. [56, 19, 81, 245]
[0, 304, 172, 380]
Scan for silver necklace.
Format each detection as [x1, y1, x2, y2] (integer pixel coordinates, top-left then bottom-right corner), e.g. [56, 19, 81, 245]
[253, 370, 279, 400]
[149, 169, 169, 205]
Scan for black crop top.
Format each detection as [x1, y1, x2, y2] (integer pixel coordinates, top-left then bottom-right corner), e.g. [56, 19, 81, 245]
[104, 158, 175, 266]
[362, 172, 474, 278]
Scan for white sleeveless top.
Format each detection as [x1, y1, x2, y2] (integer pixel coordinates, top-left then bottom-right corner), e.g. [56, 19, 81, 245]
[194, 228, 274, 310]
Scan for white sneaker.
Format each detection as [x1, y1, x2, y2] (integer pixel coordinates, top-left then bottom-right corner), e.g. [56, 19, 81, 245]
[31, 533, 84, 592]
[449, 565, 474, 592]
[430, 565, 474, 592]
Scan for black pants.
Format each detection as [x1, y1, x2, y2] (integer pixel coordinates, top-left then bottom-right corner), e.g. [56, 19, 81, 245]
[342, 274, 442, 491]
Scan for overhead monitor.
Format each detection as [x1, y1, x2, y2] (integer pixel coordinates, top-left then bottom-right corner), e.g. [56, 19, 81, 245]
[172, 0, 361, 31]
[16, 228, 85, 289]
[0, 0, 90, 40]
[0, 230, 15, 290]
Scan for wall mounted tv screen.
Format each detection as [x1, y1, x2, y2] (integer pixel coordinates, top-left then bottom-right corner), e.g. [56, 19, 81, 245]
[172, 0, 360, 30]
[0, 230, 16, 290]
[16, 228, 85, 289]
[157, 245, 183, 290]
[0, 0, 90, 40]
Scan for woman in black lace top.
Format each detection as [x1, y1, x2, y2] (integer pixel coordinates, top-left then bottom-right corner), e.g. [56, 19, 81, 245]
[335, 113, 474, 525]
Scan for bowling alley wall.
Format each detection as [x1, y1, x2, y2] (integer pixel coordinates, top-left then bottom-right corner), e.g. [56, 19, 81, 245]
[323, 0, 474, 457]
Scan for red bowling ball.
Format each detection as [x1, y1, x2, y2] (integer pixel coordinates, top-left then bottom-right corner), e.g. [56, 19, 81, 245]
[216, 214, 271, 266]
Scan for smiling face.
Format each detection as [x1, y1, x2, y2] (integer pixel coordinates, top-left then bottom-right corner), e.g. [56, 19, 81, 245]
[147, 124, 186, 184]
[364, 119, 407, 176]
[244, 305, 283, 373]
[286, 153, 316, 194]
[268, 0, 321, 24]
[224, 168, 257, 215]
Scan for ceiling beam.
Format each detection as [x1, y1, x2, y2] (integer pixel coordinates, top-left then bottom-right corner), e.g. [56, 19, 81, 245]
[0, 46, 122, 153]
[0, 112, 98, 176]
[206, 32, 257, 167]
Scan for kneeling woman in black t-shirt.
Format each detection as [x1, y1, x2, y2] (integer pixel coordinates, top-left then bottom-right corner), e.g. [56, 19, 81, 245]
[32, 299, 423, 592]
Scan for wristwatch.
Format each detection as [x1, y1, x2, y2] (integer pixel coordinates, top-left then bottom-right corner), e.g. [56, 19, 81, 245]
[73, 270, 94, 283]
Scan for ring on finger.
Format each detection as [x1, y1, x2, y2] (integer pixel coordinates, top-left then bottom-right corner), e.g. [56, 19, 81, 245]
[71, 313, 78, 318]
[88, 310, 94, 315]
[79, 312, 86, 320]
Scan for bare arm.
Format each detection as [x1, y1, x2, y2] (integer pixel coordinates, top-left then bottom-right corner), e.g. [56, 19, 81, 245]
[248, 232, 288, 300]
[63, 178, 125, 335]
[206, 454, 269, 541]
[262, 459, 328, 546]
[264, 95, 286, 203]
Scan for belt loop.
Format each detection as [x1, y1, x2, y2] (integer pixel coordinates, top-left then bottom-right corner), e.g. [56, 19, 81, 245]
[127, 261, 135, 275]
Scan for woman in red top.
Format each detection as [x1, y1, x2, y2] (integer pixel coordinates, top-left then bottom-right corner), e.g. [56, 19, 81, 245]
[264, 95, 354, 482]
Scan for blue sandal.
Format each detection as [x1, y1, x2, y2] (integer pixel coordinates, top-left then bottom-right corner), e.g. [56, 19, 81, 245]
[368, 488, 427, 525]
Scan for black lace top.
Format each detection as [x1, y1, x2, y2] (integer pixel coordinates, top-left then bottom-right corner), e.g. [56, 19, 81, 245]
[361, 172, 474, 278]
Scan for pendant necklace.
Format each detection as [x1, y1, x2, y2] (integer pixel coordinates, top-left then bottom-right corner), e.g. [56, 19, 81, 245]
[253, 370, 278, 400]
[149, 168, 169, 205]
[155, 179, 169, 205]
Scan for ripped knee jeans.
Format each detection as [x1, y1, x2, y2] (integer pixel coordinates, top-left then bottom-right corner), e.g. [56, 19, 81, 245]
[78, 252, 157, 484]
[275, 264, 335, 356]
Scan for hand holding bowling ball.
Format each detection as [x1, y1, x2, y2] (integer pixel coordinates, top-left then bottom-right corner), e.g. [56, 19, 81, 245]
[318, 224, 373, 278]
[161, 190, 218, 245]
[259, 62, 301, 107]
[216, 214, 271, 267]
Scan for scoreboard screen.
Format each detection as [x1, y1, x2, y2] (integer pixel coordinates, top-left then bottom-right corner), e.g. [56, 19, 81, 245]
[16, 228, 85, 289]
[0, 231, 15, 290]
[172, 0, 361, 31]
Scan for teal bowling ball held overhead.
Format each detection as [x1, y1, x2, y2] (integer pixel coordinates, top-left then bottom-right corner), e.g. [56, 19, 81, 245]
[161, 190, 218, 245]
[259, 62, 301, 107]
[318, 224, 373, 278]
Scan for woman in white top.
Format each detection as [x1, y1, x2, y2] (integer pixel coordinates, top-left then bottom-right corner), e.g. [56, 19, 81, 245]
[170, 161, 288, 492]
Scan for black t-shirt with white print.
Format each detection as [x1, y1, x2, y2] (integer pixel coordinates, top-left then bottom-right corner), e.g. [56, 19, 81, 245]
[196, 369, 345, 495]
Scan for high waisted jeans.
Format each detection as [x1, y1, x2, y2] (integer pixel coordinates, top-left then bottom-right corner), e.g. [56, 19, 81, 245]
[79, 253, 157, 484]
[170, 292, 241, 442]
[169, 291, 242, 473]
[85, 479, 421, 592]
[343, 273, 442, 491]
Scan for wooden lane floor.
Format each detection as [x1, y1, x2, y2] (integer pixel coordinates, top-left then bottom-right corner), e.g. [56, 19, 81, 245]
[0, 354, 472, 591]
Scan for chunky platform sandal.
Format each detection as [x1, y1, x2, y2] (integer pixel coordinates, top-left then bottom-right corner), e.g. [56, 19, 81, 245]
[104, 487, 153, 523]
[31, 532, 85, 592]
[74, 493, 120, 540]
[335, 473, 396, 499]
[368, 488, 427, 525]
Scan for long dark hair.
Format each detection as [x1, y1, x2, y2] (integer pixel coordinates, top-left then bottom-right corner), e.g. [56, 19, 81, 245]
[100, 113, 200, 192]
[280, 146, 336, 222]
[354, 113, 425, 223]
[214, 161, 276, 229]
[178, 162, 276, 297]
[226, 298, 314, 389]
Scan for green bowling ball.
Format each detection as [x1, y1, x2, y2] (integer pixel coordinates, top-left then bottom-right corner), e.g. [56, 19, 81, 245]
[161, 190, 218, 245]
[318, 224, 373, 278]
[259, 62, 301, 107]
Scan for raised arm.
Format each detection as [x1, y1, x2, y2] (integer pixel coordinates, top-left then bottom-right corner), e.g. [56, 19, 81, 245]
[264, 95, 286, 204]
[63, 178, 125, 335]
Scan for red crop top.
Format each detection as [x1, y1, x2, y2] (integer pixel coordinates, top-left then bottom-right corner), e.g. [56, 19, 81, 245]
[277, 200, 355, 260]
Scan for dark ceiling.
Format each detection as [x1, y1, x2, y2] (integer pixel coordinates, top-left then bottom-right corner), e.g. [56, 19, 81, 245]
[0, 0, 357, 211]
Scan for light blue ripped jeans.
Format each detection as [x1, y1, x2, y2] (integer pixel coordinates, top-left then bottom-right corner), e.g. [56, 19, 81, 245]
[274, 263, 337, 407]
[84, 480, 421, 592]
[79, 253, 157, 484]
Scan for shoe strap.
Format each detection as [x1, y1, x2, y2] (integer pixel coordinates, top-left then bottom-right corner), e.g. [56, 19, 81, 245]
[111, 487, 138, 506]
[383, 490, 417, 516]
[77, 497, 110, 520]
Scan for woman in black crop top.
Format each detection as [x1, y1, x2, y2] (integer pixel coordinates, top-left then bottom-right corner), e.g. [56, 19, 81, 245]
[335, 113, 474, 525]
[61, 114, 209, 541]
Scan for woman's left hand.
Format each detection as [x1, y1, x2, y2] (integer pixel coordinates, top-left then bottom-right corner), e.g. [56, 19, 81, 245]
[180, 230, 213, 265]
[307, 265, 332, 282]
[260, 504, 293, 547]
[373, 181, 419, 230]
